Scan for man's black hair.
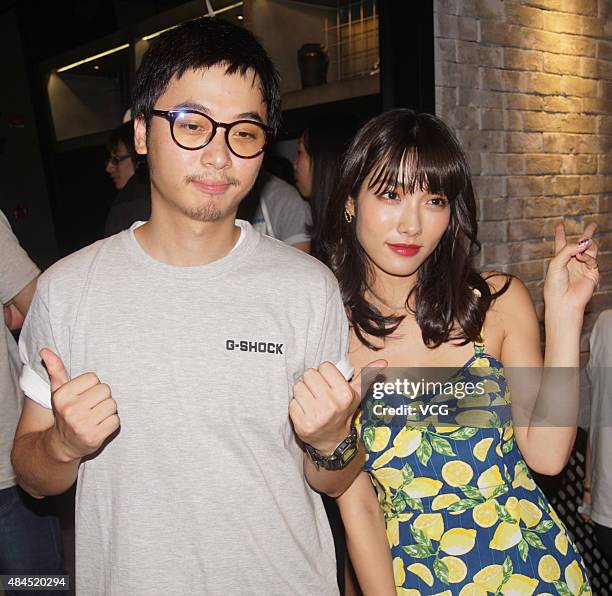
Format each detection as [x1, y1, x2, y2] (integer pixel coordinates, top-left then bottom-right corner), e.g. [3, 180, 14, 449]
[107, 121, 136, 160]
[132, 18, 281, 132]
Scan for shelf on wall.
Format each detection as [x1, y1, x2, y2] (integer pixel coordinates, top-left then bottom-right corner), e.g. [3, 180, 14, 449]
[281, 73, 379, 111]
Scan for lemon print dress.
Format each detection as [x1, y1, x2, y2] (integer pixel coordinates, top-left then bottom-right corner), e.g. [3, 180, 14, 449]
[357, 338, 591, 596]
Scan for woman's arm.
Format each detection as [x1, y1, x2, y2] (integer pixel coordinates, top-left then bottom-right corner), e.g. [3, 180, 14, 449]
[336, 472, 396, 595]
[496, 222, 598, 475]
[496, 277, 576, 474]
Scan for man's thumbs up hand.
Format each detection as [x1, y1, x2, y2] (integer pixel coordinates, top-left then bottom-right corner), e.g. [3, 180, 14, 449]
[40, 348, 69, 392]
[289, 359, 386, 455]
[41, 348, 120, 463]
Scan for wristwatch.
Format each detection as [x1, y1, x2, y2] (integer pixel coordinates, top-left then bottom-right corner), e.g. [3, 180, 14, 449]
[304, 426, 359, 471]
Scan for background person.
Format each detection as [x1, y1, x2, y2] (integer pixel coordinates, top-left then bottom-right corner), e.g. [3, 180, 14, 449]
[0, 209, 66, 596]
[105, 121, 137, 191]
[239, 169, 312, 252]
[583, 310, 612, 568]
[104, 121, 151, 237]
[293, 113, 361, 595]
[294, 114, 359, 263]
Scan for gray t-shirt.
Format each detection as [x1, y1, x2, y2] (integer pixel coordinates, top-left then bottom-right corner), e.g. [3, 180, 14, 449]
[251, 172, 312, 245]
[19, 220, 349, 595]
[587, 310, 612, 527]
[0, 210, 39, 490]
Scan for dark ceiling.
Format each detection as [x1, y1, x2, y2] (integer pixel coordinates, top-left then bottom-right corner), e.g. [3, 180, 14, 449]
[6, 0, 193, 61]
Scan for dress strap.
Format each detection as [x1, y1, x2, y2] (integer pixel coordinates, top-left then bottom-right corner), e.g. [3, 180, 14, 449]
[474, 329, 485, 355]
[472, 287, 485, 355]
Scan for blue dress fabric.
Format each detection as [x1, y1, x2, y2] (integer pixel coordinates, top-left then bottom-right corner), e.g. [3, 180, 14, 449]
[357, 337, 591, 595]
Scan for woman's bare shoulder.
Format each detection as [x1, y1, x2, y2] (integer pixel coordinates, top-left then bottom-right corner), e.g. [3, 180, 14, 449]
[481, 271, 533, 311]
[480, 270, 539, 349]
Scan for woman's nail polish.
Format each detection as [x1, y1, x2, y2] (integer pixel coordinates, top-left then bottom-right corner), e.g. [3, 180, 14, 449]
[577, 238, 590, 251]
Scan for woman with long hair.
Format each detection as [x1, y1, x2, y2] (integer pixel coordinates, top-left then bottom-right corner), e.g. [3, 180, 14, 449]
[321, 109, 596, 594]
[294, 113, 360, 263]
[293, 113, 361, 595]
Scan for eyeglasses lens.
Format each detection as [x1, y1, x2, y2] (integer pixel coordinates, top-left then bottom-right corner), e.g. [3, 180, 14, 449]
[173, 112, 266, 157]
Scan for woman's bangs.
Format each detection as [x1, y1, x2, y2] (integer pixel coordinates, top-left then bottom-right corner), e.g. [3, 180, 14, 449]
[367, 147, 427, 196]
[366, 145, 463, 200]
[413, 132, 467, 201]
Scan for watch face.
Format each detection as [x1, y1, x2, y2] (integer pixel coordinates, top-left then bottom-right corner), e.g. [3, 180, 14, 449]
[340, 445, 357, 463]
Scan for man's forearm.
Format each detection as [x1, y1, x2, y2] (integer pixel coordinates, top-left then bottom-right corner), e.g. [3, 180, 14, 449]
[303, 442, 365, 498]
[11, 428, 80, 497]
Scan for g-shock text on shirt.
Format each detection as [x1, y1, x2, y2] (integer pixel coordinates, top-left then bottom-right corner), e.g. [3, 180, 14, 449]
[225, 339, 284, 354]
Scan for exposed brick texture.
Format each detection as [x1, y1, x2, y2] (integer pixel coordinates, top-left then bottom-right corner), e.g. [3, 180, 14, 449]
[435, 0, 612, 357]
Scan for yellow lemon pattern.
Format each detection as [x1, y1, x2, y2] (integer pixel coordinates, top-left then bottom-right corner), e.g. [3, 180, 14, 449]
[501, 573, 539, 595]
[370, 426, 392, 451]
[472, 499, 499, 528]
[432, 493, 461, 511]
[565, 560, 585, 594]
[403, 477, 443, 499]
[473, 437, 494, 462]
[394, 556, 406, 587]
[413, 513, 445, 542]
[358, 341, 591, 594]
[519, 499, 542, 528]
[473, 564, 504, 591]
[440, 528, 477, 556]
[477, 464, 504, 499]
[440, 556, 468, 584]
[407, 563, 434, 587]
[393, 427, 422, 457]
[396, 589, 421, 596]
[490, 521, 522, 551]
[442, 461, 474, 487]
[504, 496, 520, 522]
[538, 554, 560, 582]
[386, 513, 413, 547]
[459, 582, 488, 596]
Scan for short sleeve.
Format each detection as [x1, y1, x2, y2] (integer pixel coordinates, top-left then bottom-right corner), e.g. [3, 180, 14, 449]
[306, 277, 351, 380]
[18, 278, 59, 409]
[588, 311, 612, 392]
[0, 210, 40, 303]
[274, 197, 312, 246]
[264, 176, 312, 245]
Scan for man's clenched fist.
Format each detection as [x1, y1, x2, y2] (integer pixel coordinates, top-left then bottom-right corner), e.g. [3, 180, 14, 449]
[290, 359, 386, 456]
[41, 348, 120, 463]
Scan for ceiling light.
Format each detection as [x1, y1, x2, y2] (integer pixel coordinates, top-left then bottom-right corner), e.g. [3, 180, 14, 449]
[57, 44, 129, 73]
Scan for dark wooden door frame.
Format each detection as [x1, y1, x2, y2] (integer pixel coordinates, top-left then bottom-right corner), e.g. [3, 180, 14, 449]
[378, 0, 435, 113]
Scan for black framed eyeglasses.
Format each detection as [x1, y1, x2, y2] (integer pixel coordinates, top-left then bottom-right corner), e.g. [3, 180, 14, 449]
[152, 109, 272, 159]
[105, 154, 131, 167]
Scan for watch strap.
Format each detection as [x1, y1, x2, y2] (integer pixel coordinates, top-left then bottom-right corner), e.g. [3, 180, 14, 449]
[305, 426, 359, 471]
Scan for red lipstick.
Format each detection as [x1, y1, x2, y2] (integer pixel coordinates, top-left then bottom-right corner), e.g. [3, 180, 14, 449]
[386, 243, 421, 257]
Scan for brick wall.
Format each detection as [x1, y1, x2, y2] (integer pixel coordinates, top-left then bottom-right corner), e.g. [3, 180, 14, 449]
[434, 0, 612, 360]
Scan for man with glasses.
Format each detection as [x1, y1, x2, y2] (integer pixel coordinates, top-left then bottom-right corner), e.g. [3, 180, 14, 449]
[104, 122, 138, 192]
[11, 18, 367, 596]
[104, 121, 151, 238]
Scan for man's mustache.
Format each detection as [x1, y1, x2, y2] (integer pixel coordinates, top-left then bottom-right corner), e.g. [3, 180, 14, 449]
[184, 174, 240, 186]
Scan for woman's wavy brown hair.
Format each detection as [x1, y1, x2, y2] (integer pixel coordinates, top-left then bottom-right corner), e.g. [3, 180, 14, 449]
[320, 109, 511, 350]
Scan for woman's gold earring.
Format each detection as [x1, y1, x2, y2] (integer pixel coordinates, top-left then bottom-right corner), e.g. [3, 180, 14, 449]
[344, 209, 353, 223]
